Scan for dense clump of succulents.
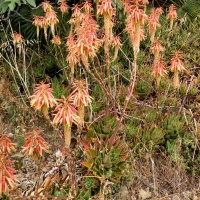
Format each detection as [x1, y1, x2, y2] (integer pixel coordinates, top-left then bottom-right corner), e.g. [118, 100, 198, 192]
[81, 135, 129, 182]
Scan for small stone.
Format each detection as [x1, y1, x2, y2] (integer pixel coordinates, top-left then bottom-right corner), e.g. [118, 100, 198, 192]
[119, 186, 129, 199]
[172, 195, 180, 200]
[138, 188, 151, 200]
[11, 152, 24, 160]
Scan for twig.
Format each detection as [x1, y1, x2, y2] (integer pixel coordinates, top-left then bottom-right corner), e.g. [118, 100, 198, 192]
[150, 156, 157, 195]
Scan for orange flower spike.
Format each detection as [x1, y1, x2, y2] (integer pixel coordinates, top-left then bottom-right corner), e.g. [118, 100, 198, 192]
[71, 80, 92, 127]
[97, 0, 114, 43]
[40, 17, 50, 40]
[112, 36, 122, 61]
[148, 7, 163, 42]
[66, 34, 79, 76]
[150, 39, 165, 59]
[0, 154, 17, 198]
[51, 35, 61, 46]
[53, 96, 80, 148]
[169, 50, 185, 88]
[75, 15, 100, 68]
[45, 10, 59, 36]
[70, 4, 83, 29]
[167, 4, 178, 30]
[82, 1, 93, 14]
[33, 16, 43, 39]
[59, 1, 68, 16]
[97, 0, 113, 17]
[152, 58, 166, 86]
[42, 1, 52, 12]
[30, 82, 57, 119]
[21, 130, 49, 160]
[126, 6, 147, 55]
[0, 133, 16, 154]
[12, 32, 23, 45]
[12, 32, 23, 54]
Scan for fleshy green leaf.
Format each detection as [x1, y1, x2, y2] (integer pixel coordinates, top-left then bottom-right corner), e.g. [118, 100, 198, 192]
[0, 2, 9, 12]
[8, 2, 15, 11]
[26, 0, 36, 7]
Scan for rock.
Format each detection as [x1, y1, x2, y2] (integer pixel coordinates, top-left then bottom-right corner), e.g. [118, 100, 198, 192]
[138, 188, 151, 200]
[172, 195, 180, 200]
[11, 152, 24, 160]
[119, 186, 129, 199]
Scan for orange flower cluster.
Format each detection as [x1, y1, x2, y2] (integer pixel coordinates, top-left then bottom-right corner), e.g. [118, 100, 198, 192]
[125, 1, 148, 55]
[71, 80, 92, 107]
[12, 32, 23, 54]
[148, 7, 163, 42]
[51, 35, 61, 46]
[0, 133, 16, 154]
[150, 39, 166, 85]
[59, 1, 68, 15]
[169, 50, 185, 88]
[52, 95, 80, 127]
[112, 36, 122, 61]
[167, 4, 177, 30]
[0, 132, 17, 197]
[30, 82, 57, 110]
[170, 50, 185, 88]
[33, 1, 59, 39]
[30, 82, 57, 119]
[29, 79, 91, 148]
[97, 0, 114, 50]
[152, 58, 166, 77]
[12, 32, 23, 45]
[97, 0, 113, 17]
[67, 3, 100, 71]
[0, 154, 16, 198]
[21, 130, 49, 159]
[150, 39, 165, 59]
[170, 50, 185, 72]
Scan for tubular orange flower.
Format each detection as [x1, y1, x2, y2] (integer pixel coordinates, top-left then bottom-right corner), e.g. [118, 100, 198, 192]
[51, 35, 61, 46]
[112, 36, 122, 61]
[148, 7, 163, 42]
[30, 82, 57, 119]
[126, 6, 147, 55]
[150, 38, 165, 59]
[42, 1, 52, 12]
[169, 50, 185, 88]
[45, 10, 59, 36]
[97, 0, 114, 58]
[70, 13, 100, 69]
[152, 57, 166, 86]
[170, 50, 185, 72]
[97, 0, 114, 17]
[33, 16, 43, 39]
[53, 95, 79, 126]
[53, 95, 80, 148]
[167, 4, 177, 30]
[66, 34, 79, 77]
[40, 16, 50, 40]
[12, 32, 23, 54]
[69, 4, 83, 30]
[71, 80, 92, 107]
[59, 1, 68, 15]
[71, 80, 92, 127]
[12, 32, 23, 45]
[21, 130, 49, 159]
[0, 154, 17, 198]
[82, 1, 93, 14]
[152, 58, 166, 76]
[0, 133, 16, 154]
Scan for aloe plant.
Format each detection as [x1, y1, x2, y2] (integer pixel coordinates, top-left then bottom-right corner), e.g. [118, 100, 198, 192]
[81, 136, 129, 182]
